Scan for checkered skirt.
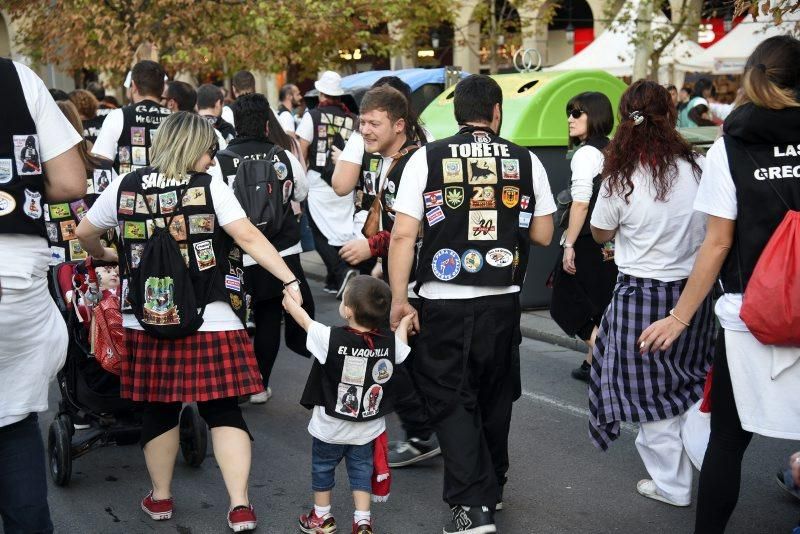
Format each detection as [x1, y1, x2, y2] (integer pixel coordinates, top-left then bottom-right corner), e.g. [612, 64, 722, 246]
[121, 328, 263, 403]
[588, 274, 715, 450]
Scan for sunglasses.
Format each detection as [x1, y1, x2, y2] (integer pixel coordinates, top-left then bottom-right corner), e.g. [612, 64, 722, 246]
[208, 142, 219, 160]
[567, 109, 586, 119]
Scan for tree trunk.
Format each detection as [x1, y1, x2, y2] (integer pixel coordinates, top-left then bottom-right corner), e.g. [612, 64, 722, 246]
[632, 0, 654, 81]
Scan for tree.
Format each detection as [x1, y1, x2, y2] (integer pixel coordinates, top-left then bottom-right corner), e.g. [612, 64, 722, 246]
[735, 0, 800, 23]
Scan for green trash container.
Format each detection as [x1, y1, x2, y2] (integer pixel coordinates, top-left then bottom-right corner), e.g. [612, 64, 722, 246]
[420, 70, 627, 309]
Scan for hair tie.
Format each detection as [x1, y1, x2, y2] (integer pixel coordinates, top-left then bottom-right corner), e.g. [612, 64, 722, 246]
[629, 110, 645, 126]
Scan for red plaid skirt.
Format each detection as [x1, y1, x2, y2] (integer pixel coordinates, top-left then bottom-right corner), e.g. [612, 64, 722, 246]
[121, 328, 263, 403]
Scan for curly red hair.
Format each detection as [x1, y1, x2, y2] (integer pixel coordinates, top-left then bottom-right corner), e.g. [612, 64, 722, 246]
[602, 80, 701, 203]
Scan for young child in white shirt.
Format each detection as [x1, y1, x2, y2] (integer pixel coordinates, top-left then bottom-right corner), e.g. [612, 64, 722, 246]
[282, 275, 414, 534]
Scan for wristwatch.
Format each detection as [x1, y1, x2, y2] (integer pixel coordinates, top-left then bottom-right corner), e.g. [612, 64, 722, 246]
[563, 243, 574, 248]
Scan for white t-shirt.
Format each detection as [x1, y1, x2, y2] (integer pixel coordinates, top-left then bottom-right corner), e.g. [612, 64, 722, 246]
[591, 157, 707, 282]
[296, 112, 356, 246]
[305, 321, 410, 445]
[392, 147, 557, 299]
[278, 110, 295, 134]
[570, 145, 604, 203]
[91, 107, 124, 161]
[86, 171, 248, 331]
[221, 105, 235, 128]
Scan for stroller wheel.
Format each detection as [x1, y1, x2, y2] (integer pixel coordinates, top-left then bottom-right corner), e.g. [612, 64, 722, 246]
[179, 403, 208, 467]
[48, 415, 73, 486]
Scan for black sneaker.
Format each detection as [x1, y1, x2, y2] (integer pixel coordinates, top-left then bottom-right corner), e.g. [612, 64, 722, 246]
[443, 505, 496, 534]
[388, 435, 441, 467]
[571, 360, 591, 383]
[336, 269, 359, 299]
[323, 284, 338, 294]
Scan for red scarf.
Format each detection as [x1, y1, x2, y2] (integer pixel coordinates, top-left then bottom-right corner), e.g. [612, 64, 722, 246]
[318, 98, 350, 114]
[343, 326, 383, 350]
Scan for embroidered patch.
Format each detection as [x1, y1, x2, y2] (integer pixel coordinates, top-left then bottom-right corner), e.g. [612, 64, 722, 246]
[224, 274, 241, 291]
[362, 384, 383, 418]
[468, 210, 497, 240]
[188, 214, 215, 234]
[317, 125, 327, 137]
[273, 161, 288, 180]
[23, 188, 42, 219]
[335, 383, 362, 418]
[229, 293, 243, 310]
[425, 206, 445, 226]
[0, 159, 13, 184]
[118, 164, 132, 175]
[444, 186, 464, 209]
[49, 203, 71, 219]
[130, 243, 144, 268]
[342, 355, 368, 386]
[93, 169, 112, 194]
[432, 248, 461, 281]
[501, 158, 520, 180]
[131, 127, 146, 146]
[519, 211, 532, 228]
[69, 239, 87, 261]
[159, 191, 178, 214]
[461, 249, 484, 273]
[45, 221, 58, 242]
[70, 199, 88, 221]
[486, 247, 513, 267]
[193, 239, 217, 270]
[118, 191, 135, 215]
[442, 158, 463, 183]
[466, 158, 497, 184]
[520, 195, 531, 210]
[182, 187, 206, 206]
[118, 146, 131, 164]
[424, 189, 443, 208]
[470, 185, 495, 209]
[59, 220, 77, 240]
[13, 134, 42, 175]
[387, 181, 395, 194]
[372, 358, 394, 384]
[168, 215, 187, 241]
[122, 221, 145, 240]
[142, 276, 180, 325]
[50, 245, 66, 264]
[502, 186, 520, 208]
[131, 146, 147, 166]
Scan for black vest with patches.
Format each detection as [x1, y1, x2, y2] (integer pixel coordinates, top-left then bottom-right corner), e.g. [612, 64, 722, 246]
[0, 58, 47, 238]
[44, 158, 115, 263]
[301, 327, 397, 422]
[415, 127, 535, 291]
[308, 105, 357, 181]
[718, 104, 800, 293]
[115, 168, 246, 324]
[113, 100, 171, 174]
[355, 151, 384, 213]
[82, 115, 106, 144]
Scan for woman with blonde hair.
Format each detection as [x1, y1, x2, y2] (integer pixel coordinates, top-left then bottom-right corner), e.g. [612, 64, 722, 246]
[640, 35, 800, 533]
[124, 41, 162, 91]
[77, 111, 304, 532]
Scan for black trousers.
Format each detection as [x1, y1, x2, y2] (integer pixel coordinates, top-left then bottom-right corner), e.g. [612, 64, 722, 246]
[139, 398, 250, 447]
[694, 333, 753, 534]
[392, 305, 434, 440]
[308, 210, 350, 288]
[413, 293, 521, 506]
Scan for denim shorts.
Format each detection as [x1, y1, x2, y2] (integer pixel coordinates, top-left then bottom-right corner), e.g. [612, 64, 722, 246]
[311, 438, 373, 493]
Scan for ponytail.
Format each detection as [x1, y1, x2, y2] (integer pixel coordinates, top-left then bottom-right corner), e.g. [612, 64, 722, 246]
[739, 35, 800, 110]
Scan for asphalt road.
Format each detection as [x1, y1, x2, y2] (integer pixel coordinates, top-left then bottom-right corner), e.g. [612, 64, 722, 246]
[30, 279, 800, 534]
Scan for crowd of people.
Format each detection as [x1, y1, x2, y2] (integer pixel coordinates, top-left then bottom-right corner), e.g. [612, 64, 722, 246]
[0, 33, 798, 534]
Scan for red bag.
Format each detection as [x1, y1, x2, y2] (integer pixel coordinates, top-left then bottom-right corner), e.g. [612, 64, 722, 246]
[91, 291, 127, 375]
[739, 210, 800, 346]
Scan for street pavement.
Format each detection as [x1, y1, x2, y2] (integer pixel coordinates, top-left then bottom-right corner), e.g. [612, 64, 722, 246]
[36, 278, 799, 534]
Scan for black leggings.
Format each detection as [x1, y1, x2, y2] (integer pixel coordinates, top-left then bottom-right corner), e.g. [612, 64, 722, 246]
[139, 398, 250, 448]
[694, 333, 753, 534]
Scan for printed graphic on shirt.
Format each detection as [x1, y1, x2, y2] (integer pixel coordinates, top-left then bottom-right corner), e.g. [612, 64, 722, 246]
[119, 191, 135, 215]
[50, 245, 66, 264]
[182, 187, 206, 206]
[69, 239, 87, 261]
[130, 242, 144, 268]
[442, 158, 463, 183]
[372, 358, 393, 384]
[470, 185, 495, 209]
[520, 195, 530, 210]
[131, 127, 146, 146]
[159, 191, 178, 214]
[224, 274, 241, 292]
[468, 210, 497, 240]
[362, 384, 383, 418]
[335, 384, 362, 418]
[519, 211, 532, 228]
[501, 159, 520, 180]
[13, 135, 41, 175]
[461, 249, 484, 273]
[486, 247, 513, 267]
[502, 186, 520, 208]
[425, 206, 445, 226]
[70, 199, 88, 222]
[93, 169, 112, 194]
[49, 203, 70, 219]
[432, 248, 461, 281]
[282, 180, 293, 203]
[193, 239, 217, 270]
[60, 220, 77, 241]
[0, 192, 15, 216]
[342, 355, 368, 386]
[444, 186, 464, 209]
[0, 159, 13, 184]
[424, 189, 443, 208]
[387, 181, 396, 194]
[23, 189, 42, 219]
[123, 220, 146, 240]
[142, 276, 180, 326]
[45, 222, 58, 242]
[186, 214, 213, 234]
[168, 215, 187, 241]
[466, 158, 497, 184]
[131, 146, 147, 166]
[118, 147, 131, 164]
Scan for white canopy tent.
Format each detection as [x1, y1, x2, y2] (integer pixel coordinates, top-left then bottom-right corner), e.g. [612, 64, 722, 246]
[677, 14, 800, 74]
[545, 1, 706, 83]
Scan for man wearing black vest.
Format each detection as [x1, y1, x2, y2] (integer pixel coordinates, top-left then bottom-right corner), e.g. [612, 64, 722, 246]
[389, 75, 556, 533]
[0, 58, 87, 533]
[277, 83, 302, 136]
[221, 70, 256, 129]
[92, 60, 171, 176]
[197, 84, 236, 143]
[213, 93, 313, 404]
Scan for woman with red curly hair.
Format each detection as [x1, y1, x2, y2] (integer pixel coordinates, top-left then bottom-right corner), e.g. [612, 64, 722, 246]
[587, 80, 715, 508]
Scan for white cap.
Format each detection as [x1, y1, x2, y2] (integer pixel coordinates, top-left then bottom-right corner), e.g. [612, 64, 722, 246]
[314, 71, 344, 97]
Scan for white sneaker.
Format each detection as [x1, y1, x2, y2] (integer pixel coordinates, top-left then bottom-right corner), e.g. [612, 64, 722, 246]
[249, 387, 272, 404]
[636, 479, 690, 507]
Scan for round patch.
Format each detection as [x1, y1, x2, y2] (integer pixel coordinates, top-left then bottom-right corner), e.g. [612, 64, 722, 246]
[0, 191, 16, 216]
[372, 358, 394, 384]
[273, 161, 288, 180]
[485, 247, 513, 267]
[387, 181, 396, 194]
[461, 249, 483, 273]
[432, 248, 461, 281]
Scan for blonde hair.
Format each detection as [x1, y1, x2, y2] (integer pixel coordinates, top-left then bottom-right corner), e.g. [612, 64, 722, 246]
[738, 35, 800, 110]
[132, 42, 159, 66]
[149, 112, 216, 182]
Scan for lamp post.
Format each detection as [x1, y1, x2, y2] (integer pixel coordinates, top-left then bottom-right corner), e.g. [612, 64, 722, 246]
[565, 23, 575, 45]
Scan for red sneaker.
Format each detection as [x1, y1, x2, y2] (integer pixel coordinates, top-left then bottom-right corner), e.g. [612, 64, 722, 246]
[228, 504, 257, 532]
[299, 508, 337, 533]
[140, 490, 173, 520]
[352, 519, 373, 534]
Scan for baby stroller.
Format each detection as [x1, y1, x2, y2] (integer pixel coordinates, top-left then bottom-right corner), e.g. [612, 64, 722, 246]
[47, 258, 208, 487]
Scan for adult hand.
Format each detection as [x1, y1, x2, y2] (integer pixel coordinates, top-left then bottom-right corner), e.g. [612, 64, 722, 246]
[96, 247, 118, 263]
[638, 316, 686, 354]
[339, 239, 372, 265]
[398, 312, 416, 337]
[391, 300, 419, 334]
[562, 247, 576, 275]
[331, 145, 342, 165]
[283, 282, 303, 307]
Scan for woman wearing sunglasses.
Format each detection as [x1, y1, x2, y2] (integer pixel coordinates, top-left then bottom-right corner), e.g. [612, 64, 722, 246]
[550, 92, 618, 382]
[76, 111, 303, 532]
